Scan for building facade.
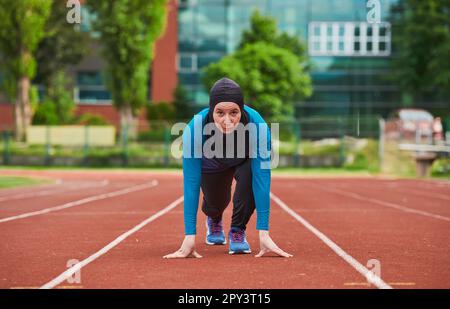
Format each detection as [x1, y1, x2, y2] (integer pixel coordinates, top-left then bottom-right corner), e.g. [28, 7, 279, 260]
[177, 0, 448, 120]
[1, 0, 449, 130]
[0, 0, 179, 129]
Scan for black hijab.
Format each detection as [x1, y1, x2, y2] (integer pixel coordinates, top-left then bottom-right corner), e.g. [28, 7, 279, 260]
[204, 78, 250, 167]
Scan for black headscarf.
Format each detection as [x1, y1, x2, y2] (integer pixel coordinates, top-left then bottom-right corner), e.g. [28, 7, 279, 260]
[209, 77, 244, 115]
[204, 77, 249, 168]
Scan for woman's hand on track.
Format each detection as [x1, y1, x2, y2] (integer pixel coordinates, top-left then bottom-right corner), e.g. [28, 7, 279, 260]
[163, 235, 202, 259]
[255, 230, 293, 258]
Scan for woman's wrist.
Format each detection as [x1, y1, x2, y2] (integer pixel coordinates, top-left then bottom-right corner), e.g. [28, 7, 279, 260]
[259, 230, 269, 238]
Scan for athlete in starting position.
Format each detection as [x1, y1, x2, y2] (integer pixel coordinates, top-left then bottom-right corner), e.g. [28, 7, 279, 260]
[164, 77, 292, 259]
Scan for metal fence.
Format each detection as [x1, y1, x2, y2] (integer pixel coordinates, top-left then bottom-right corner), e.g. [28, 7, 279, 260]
[0, 115, 382, 168]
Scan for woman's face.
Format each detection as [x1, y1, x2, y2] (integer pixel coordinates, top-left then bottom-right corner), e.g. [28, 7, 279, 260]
[212, 102, 241, 134]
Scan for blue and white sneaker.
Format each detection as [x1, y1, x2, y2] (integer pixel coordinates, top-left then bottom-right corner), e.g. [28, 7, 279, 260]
[205, 217, 226, 245]
[228, 227, 251, 254]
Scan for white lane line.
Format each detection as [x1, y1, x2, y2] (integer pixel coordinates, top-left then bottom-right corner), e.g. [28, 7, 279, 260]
[386, 187, 450, 203]
[40, 196, 184, 289]
[270, 192, 393, 289]
[0, 180, 109, 203]
[334, 182, 450, 203]
[0, 180, 158, 223]
[307, 183, 450, 222]
[409, 190, 450, 201]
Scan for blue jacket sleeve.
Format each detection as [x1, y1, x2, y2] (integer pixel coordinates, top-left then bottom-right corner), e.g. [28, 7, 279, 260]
[246, 106, 271, 231]
[182, 110, 207, 235]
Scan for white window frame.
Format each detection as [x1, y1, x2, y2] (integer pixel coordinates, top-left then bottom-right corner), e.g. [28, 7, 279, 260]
[308, 21, 391, 57]
[177, 52, 198, 73]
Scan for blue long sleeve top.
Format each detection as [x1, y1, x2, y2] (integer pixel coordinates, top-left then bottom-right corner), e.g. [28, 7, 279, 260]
[182, 105, 271, 235]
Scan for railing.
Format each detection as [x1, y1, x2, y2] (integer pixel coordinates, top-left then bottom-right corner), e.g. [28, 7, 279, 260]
[0, 116, 383, 168]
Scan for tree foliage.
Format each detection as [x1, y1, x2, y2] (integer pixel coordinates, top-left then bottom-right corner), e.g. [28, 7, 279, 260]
[86, 0, 168, 123]
[203, 11, 312, 120]
[0, 0, 52, 140]
[35, 0, 88, 89]
[390, 0, 450, 102]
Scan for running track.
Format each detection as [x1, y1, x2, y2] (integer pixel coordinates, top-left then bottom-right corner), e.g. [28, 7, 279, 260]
[0, 169, 449, 289]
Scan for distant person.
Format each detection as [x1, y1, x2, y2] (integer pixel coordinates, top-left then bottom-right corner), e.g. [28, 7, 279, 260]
[163, 77, 292, 258]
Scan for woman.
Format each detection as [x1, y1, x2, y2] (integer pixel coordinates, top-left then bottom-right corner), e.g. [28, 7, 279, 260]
[163, 77, 292, 258]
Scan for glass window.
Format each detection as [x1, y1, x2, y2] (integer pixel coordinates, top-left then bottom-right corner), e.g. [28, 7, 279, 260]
[78, 90, 111, 102]
[327, 26, 333, 36]
[178, 53, 197, 73]
[180, 55, 193, 69]
[197, 37, 226, 52]
[195, 22, 225, 39]
[326, 41, 333, 51]
[309, 21, 391, 56]
[76, 72, 111, 103]
[197, 53, 225, 69]
[77, 71, 104, 86]
[197, 5, 226, 23]
[178, 72, 200, 86]
[313, 25, 321, 36]
[313, 41, 321, 51]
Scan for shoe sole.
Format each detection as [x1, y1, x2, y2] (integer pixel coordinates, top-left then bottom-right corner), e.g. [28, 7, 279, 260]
[228, 249, 252, 255]
[206, 239, 227, 245]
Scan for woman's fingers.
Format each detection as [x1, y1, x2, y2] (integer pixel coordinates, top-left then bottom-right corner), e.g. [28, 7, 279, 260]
[163, 249, 202, 259]
[192, 251, 203, 258]
[255, 244, 293, 258]
[270, 245, 293, 257]
[272, 247, 293, 257]
[254, 249, 266, 258]
[163, 249, 186, 259]
[163, 252, 180, 259]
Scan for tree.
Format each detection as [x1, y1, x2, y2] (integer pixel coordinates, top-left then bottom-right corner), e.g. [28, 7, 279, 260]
[35, 0, 87, 92]
[203, 42, 312, 120]
[390, 0, 450, 104]
[172, 85, 192, 120]
[33, 71, 75, 125]
[203, 11, 312, 120]
[0, 0, 52, 140]
[146, 101, 175, 121]
[238, 10, 309, 65]
[87, 0, 168, 137]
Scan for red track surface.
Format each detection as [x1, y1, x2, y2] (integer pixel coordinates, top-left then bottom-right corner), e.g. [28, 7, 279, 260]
[0, 169, 449, 289]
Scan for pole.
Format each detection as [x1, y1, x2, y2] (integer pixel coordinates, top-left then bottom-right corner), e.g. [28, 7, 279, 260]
[378, 118, 385, 171]
[122, 125, 129, 167]
[83, 125, 90, 166]
[45, 126, 51, 166]
[164, 122, 170, 167]
[339, 117, 345, 165]
[2, 131, 10, 165]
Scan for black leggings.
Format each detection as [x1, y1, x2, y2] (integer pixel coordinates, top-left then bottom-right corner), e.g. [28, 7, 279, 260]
[201, 159, 256, 230]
